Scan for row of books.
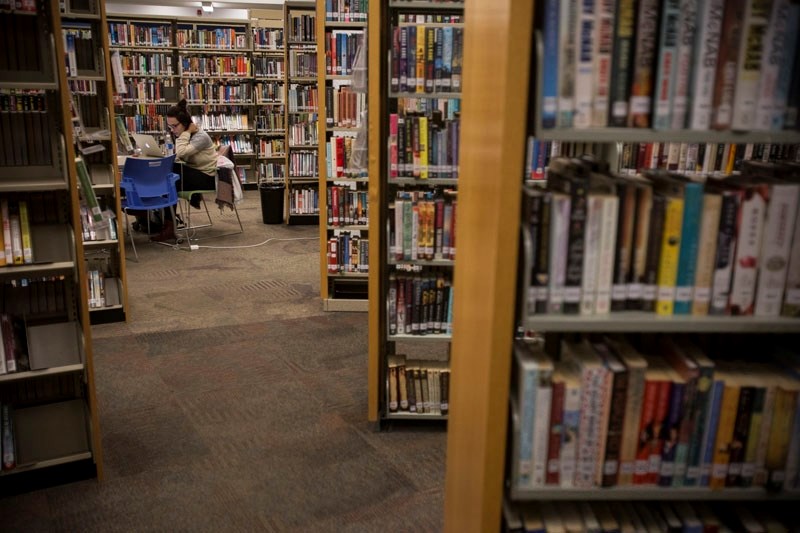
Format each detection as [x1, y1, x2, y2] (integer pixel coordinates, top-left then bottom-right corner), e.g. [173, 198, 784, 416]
[395, 13, 463, 24]
[387, 356, 449, 415]
[178, 55, 251, 78]
[120, 113, 166, 136]
[288, 187, 319, 216]
[2, 404, 14, 470]
[388, 110, 460, 180]
[388, 268, 454, 336]
[0, 313, 29, 374]
[258, 138, 285, 157]
[324, 30, 364, 76]
[253, 56, 284, 78]
[253, 28, 283, 51]
[326, 186, 368, 227]
[390, 190, 457, 262]
[255, 112, 285, 132]
[174, 28, 248, 50]
[325, 85, 365, 128]
[287, 14, 316, 43]
[326, 135, 366, 179]
[617, 142, 800, 179]
[326, 232, 368, 273]
[522, 157, 800, 318]
[389, 24, 463, 94]
[256, 81, 284, 103]
[512, 335, 800, 492]
[288, 50, 318, 78]
[191, 113, 250, 132]
[80, 206, 117, 243]
[86, 271, 120, 309]
[68, 79, 98, 96]
[539, 0, 800, 131]
[257, 162, 285, 181]
[288, 150, 318, 178]
[0, 90, 54, 168]
[63, 24, 97, 77]
[120, 77, 175, 104]
[288, 119, 318, 147]
[0, 199, 36, 267]
[217, 135, 253, 155]
[503, 499, 797, 533]
[0, 277, 68, 320]
[324, 0, 368, 22]
[182, 82, 252, 105]
[108, 22, 172, 48]
[0, 0, 35, 13]
[117, 53, 172, 79]
[288, 86, 318, 113]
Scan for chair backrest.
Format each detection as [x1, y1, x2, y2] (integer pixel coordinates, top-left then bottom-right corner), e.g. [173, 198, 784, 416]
[121, 155, 179, 209]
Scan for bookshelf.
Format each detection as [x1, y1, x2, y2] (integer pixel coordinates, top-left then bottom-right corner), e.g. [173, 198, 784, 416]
[317, 0, 369, 311]
[284, 1, 320, 225]
[62, 0, 129, 325]
[443, 0, 800, 532]
[366, 0, 464, 424]
[107, 16, 261, 189]
[0, 0, 103, 485]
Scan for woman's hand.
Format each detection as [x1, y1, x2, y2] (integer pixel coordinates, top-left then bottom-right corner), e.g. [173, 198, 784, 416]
[187, 123, 198, 134]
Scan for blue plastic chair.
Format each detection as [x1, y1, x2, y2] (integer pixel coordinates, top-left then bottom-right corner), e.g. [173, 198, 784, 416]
[120, 155, 180, 260]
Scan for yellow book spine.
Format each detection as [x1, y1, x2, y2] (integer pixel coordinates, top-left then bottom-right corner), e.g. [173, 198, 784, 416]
[419, 116, 428, 179]
[765, 388, 798, 488]
[656, 196, 684, 315]
[416, 27, 425, 93]
[709, 381, 741, 490]
[18, 200, 32, 264]
[692, 194, 722, 315]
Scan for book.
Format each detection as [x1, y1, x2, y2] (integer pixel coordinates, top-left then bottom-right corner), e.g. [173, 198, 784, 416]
[692, 191, 723, 315]
[670, 0, 698, 129]
[608, 0, 636, 127]
[2, 404, 15, 471]
[627, 0, 661, 127]
[730, 0, 773, 130]
[727, 176, 769, 315]
[652, 0, 681, 130]
[709, 368, 741, 489]
[710, 0, 746, 130]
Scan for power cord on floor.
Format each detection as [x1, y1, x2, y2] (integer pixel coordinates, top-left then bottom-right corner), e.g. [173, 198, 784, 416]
[184, 236, 318, 250]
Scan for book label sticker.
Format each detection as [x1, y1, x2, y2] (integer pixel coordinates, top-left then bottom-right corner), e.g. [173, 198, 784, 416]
[657, 286, 675, 301]
[564, 287, 581, 303]
[628, 283, 643, 299]
[643, 284, 657, 300]
[630, 96, 651, 114]
[693, 287, 711, 303]
[620, 462, 634, 475]
[711, 463, 728, 478]
[675, 286, 692, 302]
[786, 289, 800, 305]
[612, 284, 627, 300]
[604, 460, 618, 476]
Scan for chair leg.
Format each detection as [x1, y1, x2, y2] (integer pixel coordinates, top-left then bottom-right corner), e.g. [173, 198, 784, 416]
[123, 210, 139, 262]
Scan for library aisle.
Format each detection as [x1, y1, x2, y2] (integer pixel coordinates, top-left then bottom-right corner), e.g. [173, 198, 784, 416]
[0, 191, 445, 531]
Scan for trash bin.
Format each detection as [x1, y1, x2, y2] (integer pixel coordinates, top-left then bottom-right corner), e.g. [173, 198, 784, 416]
[259, 182, 285, 224]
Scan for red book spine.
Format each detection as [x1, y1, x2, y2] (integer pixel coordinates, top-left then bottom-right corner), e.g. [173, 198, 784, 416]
[546, 380, 566, 485]
[648, 380, 673, 484]
[634, 378, 658, 484]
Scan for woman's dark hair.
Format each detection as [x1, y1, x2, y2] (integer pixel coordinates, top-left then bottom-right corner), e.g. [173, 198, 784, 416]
[166, 99, 192, 128]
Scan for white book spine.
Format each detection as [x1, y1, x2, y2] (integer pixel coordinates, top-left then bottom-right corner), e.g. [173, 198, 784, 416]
[729, 185, 768, 315]
[576, 366, 600, 488]
[518, 361, 538, 489]
[688, 0, 725, 130]
[692, 194, 723, 315]
[549, 194, 571, 313]
[755, 184, 800, 316]
[595, 195, 619, 314]
[581, 196, 603, 315]
[591, 0, 615, 127]
[558, 0, 578, 127]
[731, 0, 772, 130]
[573, 0, 595, 129]
[754, 0, 791, 130]
[783, 200, 800, 315]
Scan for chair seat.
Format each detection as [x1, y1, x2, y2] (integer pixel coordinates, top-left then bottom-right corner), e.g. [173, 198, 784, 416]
[178, 189, 215, 200]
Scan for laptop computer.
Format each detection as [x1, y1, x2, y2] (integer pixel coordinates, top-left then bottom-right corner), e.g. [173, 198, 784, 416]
[132, 133, 165, 158]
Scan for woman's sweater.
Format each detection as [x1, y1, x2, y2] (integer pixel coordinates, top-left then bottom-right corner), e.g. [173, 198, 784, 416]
[175, 128, 217, 176]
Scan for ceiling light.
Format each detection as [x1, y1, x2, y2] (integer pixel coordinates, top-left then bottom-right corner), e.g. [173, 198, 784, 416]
[201, 2, 214, 12]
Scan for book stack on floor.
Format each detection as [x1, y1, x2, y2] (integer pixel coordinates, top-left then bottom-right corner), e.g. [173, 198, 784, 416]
[510, 335, 800, 496]
[521, 157, 800, 322]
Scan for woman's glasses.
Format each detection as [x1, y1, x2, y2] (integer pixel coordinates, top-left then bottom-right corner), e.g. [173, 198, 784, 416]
[167, 123, 180, 130]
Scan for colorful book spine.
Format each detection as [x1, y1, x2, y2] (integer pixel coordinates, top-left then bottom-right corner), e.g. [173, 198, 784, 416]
[741, 385, 766, 487]
[655, 194, 685, 316]
[710, 0, 746, 130]
[608, 0, 636, 127]
[541, 0, 559, 128]
[726, 385, 755, 486]
[728, 181, 768, 315]
[673, 181, 704, 314]
[699, 378, 725, 486]
[709, 189, 742, 315]
[591, 0, 615, 127]
[687, 0, 723, 130]
[627, 0, 660, 127]
[771, 2, 800, 129]
[558, 0, 578, 127]
[546, 372, 565, 485]
[652, 0, 681, 130]
[709, 376, 740, 490]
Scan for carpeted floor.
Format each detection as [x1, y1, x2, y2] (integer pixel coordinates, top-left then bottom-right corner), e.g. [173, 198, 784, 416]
[0, 191, 446, 531]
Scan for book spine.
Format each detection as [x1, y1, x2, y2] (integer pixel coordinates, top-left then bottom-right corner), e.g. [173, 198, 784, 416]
[730, 0, 773, 130]
[672, 373, 698, 487]
[674, 183, 704, 314]
[518, 361, 538, 488]
[618, 361, 645, 486]
[642, 193, 667, 311]
[591, 0, 615, 127]
[692, 193, 723, 315]
[670, 0, 698, 129]
[771, 2, 800, 130]
[729, 183, 768, 315]
[1, 404, 15, 471]
[648, 379, 673, 484]
[753, 0, 791, 130]
[547, 379, 565, 485]
[659, 380, 686, 486]
[563, 180, 588, 314]
[710, 0, 746, 130]
[628, 185, 653, 309]
[726, 385, 755, 486]
[595, 195, 618, 314]
[710, 190, 742, 315]
[684, 362, 715, 486]
[415, 27, 425, 93]
[627, 0, 661, 127]
[753, 384, 777, 486]
[754, 183, 799, 316]
[573, 0, 595, 129]
[781, 393, 800, 490]
[560, 379, 581, 487]
[558, 0, 578, 127]
[548, 194, 571, 313]
[608, 0, 636, 127]
[656, 194, 684, 315]
[533, 375, 553, 487]
[576, 366, 603, 488]
[602, 366, 628, 487]
[611, 183, 636, 311]
[634, 378, 659, 485]
[765, 388, 798, 490]
[17, 200, 32, 264]
[740, 386, 765, 487]
[709, 382, 741, 489]
[653, 0, 681, 130]
[541, 0, 560, 128]
[581, 195, 603, 315]
[535, 194, 552, 314]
